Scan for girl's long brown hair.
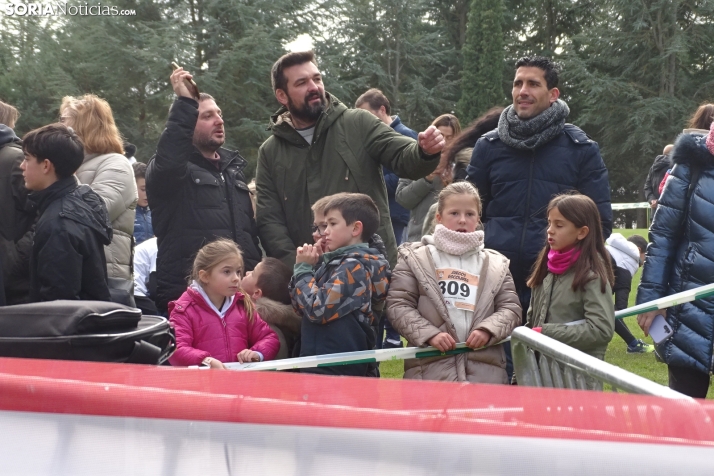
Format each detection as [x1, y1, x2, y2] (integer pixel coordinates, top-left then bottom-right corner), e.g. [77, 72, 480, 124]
[191, 238, 256, 321]
[688, 103, 714, 130]
[527, 193, 614, 293]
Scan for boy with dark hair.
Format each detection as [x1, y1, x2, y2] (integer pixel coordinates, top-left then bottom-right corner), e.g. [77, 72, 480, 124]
[290, 193, 390, 376]
[132, 161, 153, 244]
[21, 124, 112, 302]
[242, 257, 301, 359]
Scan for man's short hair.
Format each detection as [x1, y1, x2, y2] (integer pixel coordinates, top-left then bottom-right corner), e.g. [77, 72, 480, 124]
[132, 161, 147, 179]
[0, 100, 20, 128]
[355, 88, 391, 116]
[124, 142, 136, 158]
[199, 92, 215, 102]
[256, 257, 292, 305]
[627, 235, 648, 254]
[271, 51, 318, 93]
[323, 193, 380, 242]
[22, 124, 84, 179]
[515, 56, 560, 90]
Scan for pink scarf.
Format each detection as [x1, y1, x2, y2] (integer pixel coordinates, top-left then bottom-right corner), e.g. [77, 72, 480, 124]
[431, 224, 484, 255]
[547, 247, 581, 275]
[707, 122, 714, 156]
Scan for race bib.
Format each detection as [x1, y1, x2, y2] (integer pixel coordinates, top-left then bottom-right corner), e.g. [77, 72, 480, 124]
[435, 268, 479, 311]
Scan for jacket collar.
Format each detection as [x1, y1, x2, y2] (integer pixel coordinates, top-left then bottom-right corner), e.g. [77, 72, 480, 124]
[322, 243, 369, 263]
[671, 132, 714, 168]
[28, 176, 77, 214]
[268, 92, 348, 145]
[0, 124, 20, 147]
[189, 281, 235, 318]
[189, 146, 244, 174]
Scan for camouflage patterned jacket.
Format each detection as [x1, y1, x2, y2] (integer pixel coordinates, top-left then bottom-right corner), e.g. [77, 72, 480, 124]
[290, 243, 390, 376]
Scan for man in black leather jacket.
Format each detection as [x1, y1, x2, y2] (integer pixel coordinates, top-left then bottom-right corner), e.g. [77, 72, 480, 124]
[146, 67, 261, 313]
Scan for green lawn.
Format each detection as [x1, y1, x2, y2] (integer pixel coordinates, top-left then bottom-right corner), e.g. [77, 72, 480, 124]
[381, 229, 714, 399]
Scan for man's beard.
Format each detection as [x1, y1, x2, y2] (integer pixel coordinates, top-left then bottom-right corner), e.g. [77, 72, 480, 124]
[193, 130, 224, 154]
[288, 90, 326, 123]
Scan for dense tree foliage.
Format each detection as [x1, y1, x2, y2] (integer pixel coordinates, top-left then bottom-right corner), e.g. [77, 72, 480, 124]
[1, 0, 712, 204]
[458, 0, 507, 120]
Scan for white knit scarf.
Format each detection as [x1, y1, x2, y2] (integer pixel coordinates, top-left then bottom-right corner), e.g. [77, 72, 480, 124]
[430, 224, 484, 255]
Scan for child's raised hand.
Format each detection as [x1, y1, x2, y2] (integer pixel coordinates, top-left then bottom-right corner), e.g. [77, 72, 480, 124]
[428, 332, 456, 352]
[314, 236, 326, 255]
[237, 349, 261, 363]
[296, 243, 320, 265]
[466, 329, 491, 349]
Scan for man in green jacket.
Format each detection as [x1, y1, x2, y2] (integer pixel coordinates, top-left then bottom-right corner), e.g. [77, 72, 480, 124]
[256, 51, 445, 268]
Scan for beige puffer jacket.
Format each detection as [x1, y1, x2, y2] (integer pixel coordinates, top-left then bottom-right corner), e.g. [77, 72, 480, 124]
[76, 153, 137, 281]
[386, 241, 521, 383]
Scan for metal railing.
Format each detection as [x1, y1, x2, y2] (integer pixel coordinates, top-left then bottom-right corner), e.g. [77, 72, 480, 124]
[511, 327, 690, 399]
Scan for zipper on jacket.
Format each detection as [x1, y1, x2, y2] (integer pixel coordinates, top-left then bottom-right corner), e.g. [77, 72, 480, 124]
[344, 170, 349, 181]
[221, 316, 231, 361]
[222, 170, 238, 241]
[518, 153, 536, 274]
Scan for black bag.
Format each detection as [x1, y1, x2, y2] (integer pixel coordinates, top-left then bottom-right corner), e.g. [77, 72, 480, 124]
[0, 300, 175, 364]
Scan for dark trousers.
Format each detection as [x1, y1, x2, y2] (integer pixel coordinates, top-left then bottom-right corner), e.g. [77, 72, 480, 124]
[614, 319, 637, 346]
[668, 365, 711, 399]
[393, 222, 407, 246]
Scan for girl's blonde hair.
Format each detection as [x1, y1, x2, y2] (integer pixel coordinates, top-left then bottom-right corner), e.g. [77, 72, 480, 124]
[527, 193, 614, 293]
[436, 181, 482, 215]
[60, 94, 124, 155]
[190, 238, 256, 321]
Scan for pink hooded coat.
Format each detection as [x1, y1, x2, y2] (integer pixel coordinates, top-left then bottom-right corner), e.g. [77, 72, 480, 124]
[168, 288, 279, 366]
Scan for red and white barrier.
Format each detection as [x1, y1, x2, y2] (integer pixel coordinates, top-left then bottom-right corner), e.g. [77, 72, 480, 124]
[0, 357, 712, 475]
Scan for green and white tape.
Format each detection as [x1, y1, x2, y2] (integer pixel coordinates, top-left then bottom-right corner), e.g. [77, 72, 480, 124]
[615, 282, 714, 320]
[611, 202, 650, 211]
[223, 341, 506, 372]
[220, 283, 714, 372]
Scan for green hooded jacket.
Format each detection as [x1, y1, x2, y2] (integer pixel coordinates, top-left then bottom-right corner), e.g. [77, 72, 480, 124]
[256, 93, 439, 268]
[526, 268, 615, 360]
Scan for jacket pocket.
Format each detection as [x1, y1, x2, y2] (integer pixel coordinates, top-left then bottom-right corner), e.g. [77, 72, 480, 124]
[335, 147, 362, 193]
[189, 169, 223, 209]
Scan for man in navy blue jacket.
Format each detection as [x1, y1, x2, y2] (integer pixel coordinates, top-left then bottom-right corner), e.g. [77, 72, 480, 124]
[467, 57, 612, 316]
[355, 88, 417, 246]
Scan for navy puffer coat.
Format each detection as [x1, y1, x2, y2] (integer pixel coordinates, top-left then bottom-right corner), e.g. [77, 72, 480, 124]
[637, 132, 714, 374]
[466, 124, 612, 286]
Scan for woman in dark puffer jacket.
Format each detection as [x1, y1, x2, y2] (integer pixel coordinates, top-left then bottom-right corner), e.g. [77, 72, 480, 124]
[636, 122, 714, 398]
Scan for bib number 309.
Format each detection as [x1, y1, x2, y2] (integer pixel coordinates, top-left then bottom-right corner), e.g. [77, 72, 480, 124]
[438, 280, 471, 297]
[435, 268, 479, 311]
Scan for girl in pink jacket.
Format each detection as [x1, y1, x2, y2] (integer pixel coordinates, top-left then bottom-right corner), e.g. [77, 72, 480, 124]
[169, 239, 279, 368]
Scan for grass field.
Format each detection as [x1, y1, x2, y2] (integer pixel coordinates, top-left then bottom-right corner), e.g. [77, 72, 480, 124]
[380, 229, 714, 399]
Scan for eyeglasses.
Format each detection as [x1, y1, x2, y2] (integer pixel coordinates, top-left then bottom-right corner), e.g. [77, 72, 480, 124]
[311, 224, 327, 236]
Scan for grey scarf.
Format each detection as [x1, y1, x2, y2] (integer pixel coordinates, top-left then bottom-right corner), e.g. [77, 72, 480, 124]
[498, 99, 570, 150]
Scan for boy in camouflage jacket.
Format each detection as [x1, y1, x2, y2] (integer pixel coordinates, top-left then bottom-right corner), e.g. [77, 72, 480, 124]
[290, 193, 390, 376]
